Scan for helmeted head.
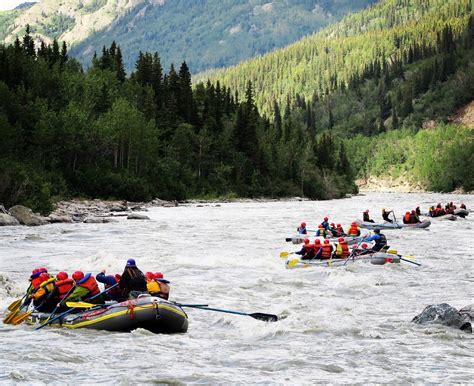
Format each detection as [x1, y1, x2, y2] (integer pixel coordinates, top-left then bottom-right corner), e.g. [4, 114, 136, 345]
[38, 267, 48, 273]
[126, 258, 136, 267]
[145, 272, 155, 281]
[323, 239, 330, 245]
[406, 211, 410, 215]
[338, 237, 344, 242]
[351, 222, 357, 226]
[154, 272, 164, 279]
[365, 209, 369, 213]
[72, 271, 84, 282]
[114, 274, 121, 282]
[304, 238, 310, 244]
[361, 243, 368, 249]
[337, 224, 341, 227]
[374, 228, 380, 234]
[411, 210, 415, 214]
[301, 222, 306, 227]
[318, 224, 324, 229]
[324, 217, 328, 221]
[330, 223, 335, 227]
[38, 272, 50, 283]
[314, 239, 321, 245]
[56, 271, 68, 281]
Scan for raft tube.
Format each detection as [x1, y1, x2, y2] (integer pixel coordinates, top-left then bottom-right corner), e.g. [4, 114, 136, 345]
[355, 219, 431, 230]
[28, 296, 188, 334]
[286, 229, 370, 244]
[454, 208, 469, 218]
[285, 251, 401, 269]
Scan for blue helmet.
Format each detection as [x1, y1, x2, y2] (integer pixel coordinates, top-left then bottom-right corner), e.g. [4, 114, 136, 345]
[374, 228, 380, 234]
[126, 258, 136, 267]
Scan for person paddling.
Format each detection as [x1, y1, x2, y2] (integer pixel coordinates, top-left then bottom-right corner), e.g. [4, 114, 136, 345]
[96, 271, 124, 301]
[335, 237, 350, 259]
[362, 228, 387, 252]
[297, 222, 307, 234]
[346, 222, 361, 236]
[296, 238, 315, 260]
[382, 208, 394, 223]
[64, 271, 103, 305]
[119, 259, 148, 299]
[363, 210, 374, 223]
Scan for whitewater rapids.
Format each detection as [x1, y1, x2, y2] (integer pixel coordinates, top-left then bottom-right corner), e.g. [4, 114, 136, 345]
[0, 192, 472, 383]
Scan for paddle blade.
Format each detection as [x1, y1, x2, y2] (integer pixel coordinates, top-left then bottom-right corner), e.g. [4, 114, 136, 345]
[249, 313, 278, 322]
[279, 251, 289, 258]
[3, 309, 19, 324]
[7, 299, 22, 312]
[287, 259, 300, 269]
[12, 311, 33, 325]
[65, 301, 96, 308]
[285, 238, 292, 242]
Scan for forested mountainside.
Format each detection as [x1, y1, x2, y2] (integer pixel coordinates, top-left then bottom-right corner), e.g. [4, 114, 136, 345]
[0, 31, 356, 213]
[0, 0, 377, 73]
[202, 0, 474, 192]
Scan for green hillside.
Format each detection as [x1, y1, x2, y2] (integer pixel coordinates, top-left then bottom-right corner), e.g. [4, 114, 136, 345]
[200, 0, 473, 115]
[0, 10, 20, 42]
[70, 0, 376, 73]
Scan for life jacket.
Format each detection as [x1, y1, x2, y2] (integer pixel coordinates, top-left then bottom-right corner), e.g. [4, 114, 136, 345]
[336, 241, 350, 258]
[321, 244, 332, 259]
[32, 278, 56, 300]
[30, 271, 48, 289]
[317, 228, 326, 237]
[297, 227, 307, 234]
[404, 213, 411, 223]
[147, 280, 170, 300]
[336, 226, 344, 234]
[76, 273, 100, 296]
[304, 244, 314, 253]
[56, 278, 74, 299]
[374, 234, 387, 249]
[329, 227, 338, 236]
[347, 225, 360, 236]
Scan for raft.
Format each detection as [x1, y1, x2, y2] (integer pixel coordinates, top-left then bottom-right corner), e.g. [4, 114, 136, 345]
[27, 296, 188, 334]
[355, 219, 431, 230]
[422, 213, 457, 221]
[286, 229, 370, 244]
[454, 208, 469, 218]
[285, 251, 402, 269]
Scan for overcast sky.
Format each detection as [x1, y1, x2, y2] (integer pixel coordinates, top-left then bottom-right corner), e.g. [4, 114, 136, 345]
[0, 0, 37, 11]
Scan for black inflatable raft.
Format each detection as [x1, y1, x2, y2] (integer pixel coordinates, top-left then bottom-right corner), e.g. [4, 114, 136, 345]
[28, 296, 188, 334]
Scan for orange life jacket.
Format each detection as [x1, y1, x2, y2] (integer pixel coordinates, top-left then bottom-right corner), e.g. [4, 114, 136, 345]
[336, 241, 350, 258]
[404, 213, 411, 223]
[77, 274, 100, 296]
[321, 244, 332, 259]
[347, 225, 360, 236]
[304, 244, 314, 253]
[56, 278, 74, 299]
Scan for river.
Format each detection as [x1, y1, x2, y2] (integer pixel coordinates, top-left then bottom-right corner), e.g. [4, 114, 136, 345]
[0, 192, 473, 383]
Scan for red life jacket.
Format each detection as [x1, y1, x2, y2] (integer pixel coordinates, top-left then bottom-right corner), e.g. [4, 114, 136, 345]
[56, 278, 74, 299]
[304, 244, 314, 253]
[31, 277, 43, 289]
[404, 213, 411, 223]
[461, 203, 466, 209]
[336, 226, 344, 234]
[321, 244, 332, 259]
[347, 226, 359, 236]
[77, 275, 100, 296]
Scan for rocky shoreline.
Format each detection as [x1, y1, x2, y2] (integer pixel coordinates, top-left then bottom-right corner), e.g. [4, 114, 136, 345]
[0, 198, 179, 227]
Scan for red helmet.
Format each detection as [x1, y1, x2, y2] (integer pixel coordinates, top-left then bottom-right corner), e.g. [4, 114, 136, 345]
[38, 272, 50, 283]
[145, 272, 155, 280]
[114, 274, 121, 282]
[324, 217, 328, 221]
[361, 243, 368, 249]
[338, 237, 344, 242]
[32, 268, 41, 274]
[411, 210, 415, 214]
[337, 224, 341, 227]
[406, 211, 410, 215]
[301, 222, 306, 227]
[314, 239, 321, 245]
[330, 223, 335, 227]
[72, 271, 84, 282]
[304, 238, 310, 244]
[351, 222, 357, 226]
[323, 239, 330, 244]
[154, 272, 164, 279]
[365, 209, 369, 213]
[56, 271, 68, 280]
[319, 224, 324, 228]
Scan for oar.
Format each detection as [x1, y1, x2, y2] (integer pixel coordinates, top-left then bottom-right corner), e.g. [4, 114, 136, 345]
[11, 302, 46, 325]
[65, 301, 108, 308]
[8, 294, 27, 312]
[3, 308, 20, 324]
[178, 304, 278, 322]
[280, 251, 297, 259]
[35, 283, 119, 331]
[400, 257, 421, 266]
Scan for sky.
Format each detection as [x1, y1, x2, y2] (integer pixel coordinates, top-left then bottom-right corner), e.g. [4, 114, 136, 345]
[0, 0, 37, 11]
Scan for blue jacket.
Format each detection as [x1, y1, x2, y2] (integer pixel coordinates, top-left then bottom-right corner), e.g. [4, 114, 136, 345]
[297, 227, 307, 234]
[96, 272, 117, 286]
[321, 220, 330, 230]
[363, 234, 381, 242]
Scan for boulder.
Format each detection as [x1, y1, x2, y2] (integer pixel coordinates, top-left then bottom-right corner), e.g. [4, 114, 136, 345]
[127, 214, 150, 220]
[83, 217, 110, 224]
[9, 205, 48, 226]
[412, 303, 472, 333]
[0, 213, 20, 226]
[109, 205, 128, 212]
[47, 214, 73, 223]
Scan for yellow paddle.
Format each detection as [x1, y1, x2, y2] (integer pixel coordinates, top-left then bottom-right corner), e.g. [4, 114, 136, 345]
[286, 258, 301, 269]
[7, 298, 23, 312]
[65, 301, 101, 308]
[3, 309, 20, 324]
[11, 310, 34, 325]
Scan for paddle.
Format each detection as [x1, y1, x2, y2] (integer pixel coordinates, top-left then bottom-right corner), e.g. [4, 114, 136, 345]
[11, 302, 46, 325]
[7, 294, 27, 312]
[279, 251, 296, 258]
[178, 304, 278, 322]
[400, 257, 421, 266]
[35, 283, 119, 331]
[65, 301, 107, 308]
[3, 308, 20, 324]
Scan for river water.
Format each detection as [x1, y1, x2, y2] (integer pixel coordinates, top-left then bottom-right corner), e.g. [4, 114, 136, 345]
[0, 192, 472, 383]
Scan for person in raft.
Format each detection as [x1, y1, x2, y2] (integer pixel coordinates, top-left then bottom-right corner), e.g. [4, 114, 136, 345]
[145, 272, 171, 300]
[362, 228, 387, 252]
[346, 221, 361, 236]
[64, 271, 103, 304]
[321, 217, 330, 230]
[119, 259, 148, 299]
[296, 238, 315, 260]
[96, 271, 124, 301]
[297, 222, 307, 234]
[334, 237, 350, 259]
[363, 209, 375, 223]
[382, 208, 393, 223]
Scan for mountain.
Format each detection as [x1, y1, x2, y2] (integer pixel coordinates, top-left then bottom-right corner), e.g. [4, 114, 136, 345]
[0, 0, 377, 73]
[14, 2, 37, 10]
[199, 0, 474, 115]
